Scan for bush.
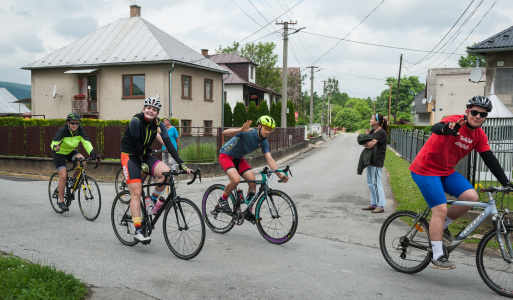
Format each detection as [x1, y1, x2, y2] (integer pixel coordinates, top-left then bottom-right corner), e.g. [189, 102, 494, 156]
[287, 100, 296, 127]
[224, 103, 232, 127]
[258, 100, 270, 117]
[246, 101, 259, 126]
[232, 102, 247, 127]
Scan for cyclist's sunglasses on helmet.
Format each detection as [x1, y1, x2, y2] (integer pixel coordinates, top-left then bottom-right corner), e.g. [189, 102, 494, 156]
[262, 125, 275, 132]
[468, 109, 488, 118]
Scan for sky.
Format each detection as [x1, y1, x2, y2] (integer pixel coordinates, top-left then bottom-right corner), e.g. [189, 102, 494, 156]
[1, 0, 513, 99]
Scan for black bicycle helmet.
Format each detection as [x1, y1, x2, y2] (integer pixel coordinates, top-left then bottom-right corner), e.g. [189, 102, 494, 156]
[466, 96, 493, 112]
[66, 112, 81, 121]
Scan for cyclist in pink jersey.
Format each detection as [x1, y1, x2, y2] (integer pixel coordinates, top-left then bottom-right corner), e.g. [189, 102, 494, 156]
[409, 96, 513, 270]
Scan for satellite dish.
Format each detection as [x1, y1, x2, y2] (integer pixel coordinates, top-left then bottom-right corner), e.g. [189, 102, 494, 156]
[422, 98, 427, 104]
[411, 100, 415, 107]
[52, 85, 58, 98]
[470, 66, 483, 83]
[428, 95, 433, 104]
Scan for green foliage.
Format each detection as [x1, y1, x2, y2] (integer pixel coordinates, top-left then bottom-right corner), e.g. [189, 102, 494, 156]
[458, 44, 486, 68]
[246, 101, 259, 126]
[270, 101, 281, 127]
[232, 102, 247, 127]
[287, 100, 296, 127]
[0, 117, 130, 127]
[258, 100, 270, 117]
[224, 102, 233, 127]
[178, 142, 217, 163]
[375, 76, 425, 123]
[333, 108, 360, 132]
[0, 254, 88, 300]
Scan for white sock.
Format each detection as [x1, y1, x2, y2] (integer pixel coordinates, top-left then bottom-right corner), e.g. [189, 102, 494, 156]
[431, 241, 443, 260]
[444, 217, 454, 229]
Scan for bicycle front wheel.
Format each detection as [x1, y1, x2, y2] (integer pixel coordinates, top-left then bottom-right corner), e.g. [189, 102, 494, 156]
[476, 226, 513, 297]
[78, 176, 102, 221]
[379, 210, 431, 274]
[163, 198, 206, 260]
[114, 167, 128, 194]
[111, 191, 139, 246]
[48, 172, 64, 214]
[255, 190, 298, 244]
[201, 184, 235, 234]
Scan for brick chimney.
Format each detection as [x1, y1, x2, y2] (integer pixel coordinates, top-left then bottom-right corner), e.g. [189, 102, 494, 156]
[201, 49, 209, 57]
[130, 5, 141, 17]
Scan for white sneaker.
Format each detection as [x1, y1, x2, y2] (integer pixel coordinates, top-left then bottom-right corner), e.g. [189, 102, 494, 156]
[134, 228, 151, 243]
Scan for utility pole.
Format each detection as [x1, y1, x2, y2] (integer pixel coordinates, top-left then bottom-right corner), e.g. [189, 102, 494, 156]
[276, 21, 300, 128]
[327, 94, 331, 126]
[306, 66, 318, 133]
[321, 80, 327, 126]
[372, 97, 376, 114]
[393, 54, 403, 124]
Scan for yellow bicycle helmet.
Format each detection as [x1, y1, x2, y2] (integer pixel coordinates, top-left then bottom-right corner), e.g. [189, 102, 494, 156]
[257, 115, 276, 129]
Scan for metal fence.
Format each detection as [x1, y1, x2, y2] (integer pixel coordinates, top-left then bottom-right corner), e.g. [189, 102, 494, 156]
[390, 118, 513, 193]
[0, 125, 306, 163]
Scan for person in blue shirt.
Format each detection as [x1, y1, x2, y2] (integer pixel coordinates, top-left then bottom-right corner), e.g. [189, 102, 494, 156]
[217, 115, 288, 223]
[157, 117, 180, 170]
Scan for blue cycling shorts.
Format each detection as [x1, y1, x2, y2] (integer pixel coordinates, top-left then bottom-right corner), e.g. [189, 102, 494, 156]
[411, 171, 474, 208]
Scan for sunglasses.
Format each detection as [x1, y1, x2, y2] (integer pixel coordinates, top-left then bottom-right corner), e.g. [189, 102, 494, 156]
[468, 109, 488, 118]
[69, 122, 80, 125]
[262, 125, 275, 132]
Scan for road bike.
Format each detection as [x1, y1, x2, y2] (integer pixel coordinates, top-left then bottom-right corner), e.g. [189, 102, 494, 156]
[379, 185, 513, 298]
[114, 149, 172, 198]
[48, 156, 101, 221]
[111, 168, 205, 260]
[201, 166, 298, 244]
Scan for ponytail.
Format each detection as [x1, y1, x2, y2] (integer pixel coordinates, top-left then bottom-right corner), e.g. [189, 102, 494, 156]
[376, 113, 388, 135]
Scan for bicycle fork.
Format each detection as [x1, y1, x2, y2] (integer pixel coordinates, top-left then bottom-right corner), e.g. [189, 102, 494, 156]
[172, 197, 189, 231]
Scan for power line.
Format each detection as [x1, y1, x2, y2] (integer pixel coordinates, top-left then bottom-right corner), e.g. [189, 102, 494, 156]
[322, 69, 384, 81]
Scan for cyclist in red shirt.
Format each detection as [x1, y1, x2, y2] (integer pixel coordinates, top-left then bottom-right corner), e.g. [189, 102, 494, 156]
[410, 96, 513, 270]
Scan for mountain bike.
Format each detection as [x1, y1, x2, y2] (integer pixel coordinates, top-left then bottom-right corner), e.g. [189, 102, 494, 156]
[114, 149, 171, 198]
[202, 166, 298, 244]
[48, 156, 101, 221]
[111, 168, 205, 260]
[379, 185, 513, 298]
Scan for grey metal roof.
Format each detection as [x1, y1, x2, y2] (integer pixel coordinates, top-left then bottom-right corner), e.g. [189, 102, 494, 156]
[468, 26, 513, 54]
[22, 17, 227, 73]
[0, 88, 31, 114]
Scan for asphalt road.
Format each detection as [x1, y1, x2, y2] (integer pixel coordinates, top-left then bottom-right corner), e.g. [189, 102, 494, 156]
[0, 133, 504, 299]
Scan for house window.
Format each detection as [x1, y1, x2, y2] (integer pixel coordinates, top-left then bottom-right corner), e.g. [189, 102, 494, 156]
[182, 75, 192, 99]
[123, 75, 145, 98]
[204, 79, 213, 101]
[204, 120, 213, 135]
[181, 119, 191, 135]
[250, 66, 254, 80]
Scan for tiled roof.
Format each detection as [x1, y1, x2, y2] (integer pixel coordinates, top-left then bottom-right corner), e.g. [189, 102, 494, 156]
[468, 25, 513, 53]
[0, 88, 31, 114]
[22, 17, 226, 73]
[207, 54, 257, 65]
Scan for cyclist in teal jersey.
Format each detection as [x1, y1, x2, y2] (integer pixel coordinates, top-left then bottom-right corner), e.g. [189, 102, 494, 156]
[51, 112, 99, 211]
[217, 115, 288, 222]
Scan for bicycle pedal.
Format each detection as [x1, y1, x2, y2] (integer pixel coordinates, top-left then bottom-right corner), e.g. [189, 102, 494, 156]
[141, 240, 151, 245]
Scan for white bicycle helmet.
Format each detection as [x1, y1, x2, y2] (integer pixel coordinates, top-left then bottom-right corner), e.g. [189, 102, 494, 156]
[144, 97, 162, 110]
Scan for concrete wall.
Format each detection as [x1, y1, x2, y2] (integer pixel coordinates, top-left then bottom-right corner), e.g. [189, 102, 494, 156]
[485, 52, 513, 112]
[225, 85, 243, 110]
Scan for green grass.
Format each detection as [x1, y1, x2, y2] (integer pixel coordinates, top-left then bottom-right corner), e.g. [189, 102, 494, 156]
[0, 254, 88, 300]
[178, 143, 218, 163]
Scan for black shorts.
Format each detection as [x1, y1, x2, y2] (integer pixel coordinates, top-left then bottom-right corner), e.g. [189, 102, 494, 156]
[52, 150, 80, 170]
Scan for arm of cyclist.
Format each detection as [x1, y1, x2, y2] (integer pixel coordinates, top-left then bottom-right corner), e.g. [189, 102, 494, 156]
[432, 118, 466, 136]
[158, 122, 191, 174]
[222, 120, 253, 137]
[479, 150, 513, 188]
[264, 152, 288, 182]
[128, 117, 147, 167]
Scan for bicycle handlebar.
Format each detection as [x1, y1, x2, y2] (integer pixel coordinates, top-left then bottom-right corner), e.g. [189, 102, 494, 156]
[261, 165, 292, 182]
[152, 149, 168, 154]
[481, 186, 513, 193]
[158, 168, 202, 187]
[74, 156, 101, 169]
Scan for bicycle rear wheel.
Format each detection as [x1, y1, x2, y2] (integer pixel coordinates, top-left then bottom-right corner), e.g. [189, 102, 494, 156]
[114, 167, 128, 195]
[48, 172, 64, 214]
[255, 190, 298, 244]
[78, 176, 101, 221]
[163, 198, 206, 260]
[201, 184, 235, 234]
[476, 226, 513, 297]
[111, 191, 139, 246]
[379, 210, 431, 274]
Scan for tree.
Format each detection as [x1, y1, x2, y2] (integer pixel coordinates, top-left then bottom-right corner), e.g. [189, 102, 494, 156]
[258, 99, 270, 117]
[217, 41, 282, 92]
[374, 76, 425, 123]
[232, 102, 247, 127]
[287, 69, 306, 113]
[246, 101, 259, 126]
[287, 100, 296, 127]
[223, 102, 232, 127]
[458, 45, 486, 68]
[333, 108, 360, 132]
[270, 101, 281, 127]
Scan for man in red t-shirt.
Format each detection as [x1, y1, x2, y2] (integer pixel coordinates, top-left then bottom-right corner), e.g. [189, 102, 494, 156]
[410, 96, 512, 270]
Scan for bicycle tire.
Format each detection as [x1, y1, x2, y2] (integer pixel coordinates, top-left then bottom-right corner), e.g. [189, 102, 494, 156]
[163, 198, 206, 260]
[111, 191, 139, 246]
[48, 172, 64, 214]
[78, 175, 102, 221]
[255, 190, 298, 244]
[114, 167, 128, 195]
[379, 210, 431, 274]
[476, 226, 513, 297]
[201, 184, 235, 234]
